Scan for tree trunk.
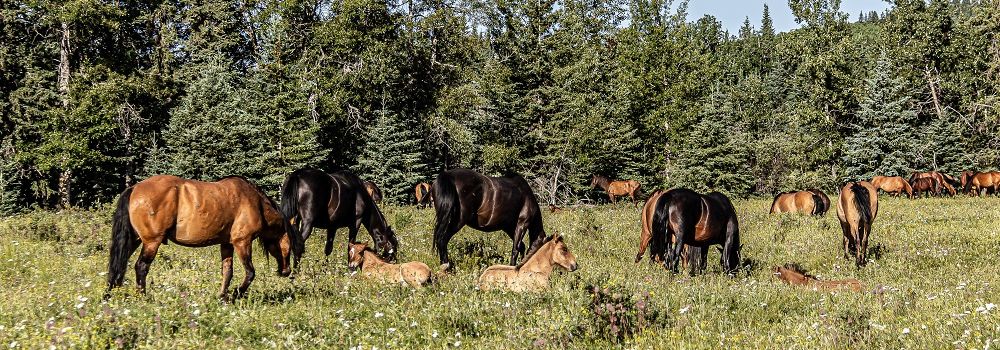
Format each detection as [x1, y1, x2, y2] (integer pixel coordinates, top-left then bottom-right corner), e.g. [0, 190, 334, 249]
[58, 168, 72, 209]
[925, 68, 944, 119]
[58, 21, 71, 108]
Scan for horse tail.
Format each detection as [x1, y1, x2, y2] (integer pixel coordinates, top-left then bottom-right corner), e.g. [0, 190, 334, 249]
[650, 192, 671, 262]
[903, 180, 914, 198]
[849, 183, 872, 235]
[280, 174, 300, 224]
[432, 173, 458, 253]
[810, 192, 823, 215]
[106, 187, 140, 295]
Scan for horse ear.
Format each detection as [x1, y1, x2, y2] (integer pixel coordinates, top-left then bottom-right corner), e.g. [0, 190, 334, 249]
[349, 245, 356, 256]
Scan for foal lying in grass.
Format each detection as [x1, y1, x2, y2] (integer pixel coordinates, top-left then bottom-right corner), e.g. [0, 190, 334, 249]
[477, 234, 578, 292]
[774, 264, 864, 292]
[348, 242, 432, 288]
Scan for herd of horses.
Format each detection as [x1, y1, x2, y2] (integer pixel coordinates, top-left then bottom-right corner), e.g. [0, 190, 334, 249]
[103, 167, 999, 299]
[867, 171, 1000, 198]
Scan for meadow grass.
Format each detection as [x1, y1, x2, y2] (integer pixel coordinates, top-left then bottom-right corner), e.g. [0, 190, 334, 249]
[1, 196, 998, 349]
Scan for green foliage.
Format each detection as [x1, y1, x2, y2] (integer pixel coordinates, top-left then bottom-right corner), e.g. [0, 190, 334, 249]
[355, 110, 428, 204]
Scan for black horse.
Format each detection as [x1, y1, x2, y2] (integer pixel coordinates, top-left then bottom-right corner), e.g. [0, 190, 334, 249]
[651, 188, 741, 275]
[432, 169, 545, 269]
[280, 169, 399, 263]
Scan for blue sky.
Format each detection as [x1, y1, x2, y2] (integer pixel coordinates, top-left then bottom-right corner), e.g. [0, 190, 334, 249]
[685, 0, 894, 33]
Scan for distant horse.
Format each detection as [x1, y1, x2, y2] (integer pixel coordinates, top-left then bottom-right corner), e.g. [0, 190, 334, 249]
[806, 189, 831, 216]
[476, 234, 578, 292]
[280, 169, 399, 263]
[432, 169, 545, 269]
[651, 188, 741, 275]
[590, 175, 642, 206]
[347, 242, 433, 288]
[837, 181, 878, 267]
[364, 181, 383, 203]
[965, 171, 1000, 196]
[635, 189, 706, 274]
[910, 171, 955, 196]
[871, 176, 913, 198]
[910, 177, 940, 198]
[960, 170, 977, 190]
[773, 264, 864, 292]
[105, 175, 302, 300]
[769, 190, 825, 215]
[414, 182, 433, 209]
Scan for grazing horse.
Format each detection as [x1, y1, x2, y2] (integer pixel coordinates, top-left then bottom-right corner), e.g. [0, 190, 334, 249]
[347, 242, 433, 288]
[773, 264, 864, 292]
[590, 175, 642, 205]
[960, 170, 977, 190]
[871, 176, 913, 198]
[363, 181, 383, 203]
[651, 189, 741, 275]
[837, 181, 878, 267]
[476, 234, 578, 292]
[910, 177, 939, 198]
[910, 171, 955, 196]
[806, 189, 831, 216]
[769, 190, 825, 215]
[432, 169, 545, 269]
[280, 169, 399, 263]
[414, 182, 433, 209]
[105, 175, 302, 300]
[965, 171, 1000, 196]
[635, 189, 706, 274]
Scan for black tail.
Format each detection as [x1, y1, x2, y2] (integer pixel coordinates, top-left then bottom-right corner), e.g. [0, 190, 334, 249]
[431, 173, 459, 253]
[280, 174, 300, 226]
[810, 192, 823, 215]
[418, 185, 431, 206]
[650, 193, 671, 262]
[849, 183, 872, 233]
[106, 187, 140, 295]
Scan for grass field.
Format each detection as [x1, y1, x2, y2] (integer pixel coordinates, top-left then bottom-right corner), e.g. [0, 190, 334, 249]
[1, 196, 999, 349]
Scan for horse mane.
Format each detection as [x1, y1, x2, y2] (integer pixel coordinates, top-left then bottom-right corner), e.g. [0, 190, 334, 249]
[516, 235, 556, 269]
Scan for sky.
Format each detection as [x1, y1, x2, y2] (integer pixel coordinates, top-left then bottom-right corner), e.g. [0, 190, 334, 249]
[684, 0, 895, 33]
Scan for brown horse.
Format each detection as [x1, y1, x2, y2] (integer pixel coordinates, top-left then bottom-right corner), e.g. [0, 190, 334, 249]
[910, 171, 955, 196]
[774, 264, 864, 292]
[965, 171, 1000, 196]
[960, 170, 977, 190]
[364, 181, 383, 203]
[837, 181, 878, 267]
[635, 189, 706, 274]
[910, 177, 940, 198]
[476, 234, 578, 292]
[414, 182, 433, 209]
[432, 169, 545, 269]
[105, 175, 302, 300]
[769, 190, 825, 215]
[871, 176, 913, 198]
[651, 188, 741, 275]
[590, 175, 642, 206]
[347, 242, 433, 288]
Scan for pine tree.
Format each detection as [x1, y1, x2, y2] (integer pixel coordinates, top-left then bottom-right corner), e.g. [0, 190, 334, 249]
[671, 89, 754, 197]
[355, 108, 428, 204]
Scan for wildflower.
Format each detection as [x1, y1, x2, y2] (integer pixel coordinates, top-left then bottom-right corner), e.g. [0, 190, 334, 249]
[902, 328, 910, 335]
[432, 330, 439, 338]
[679, 306, 691, 314]
[374, 312, 384, 318]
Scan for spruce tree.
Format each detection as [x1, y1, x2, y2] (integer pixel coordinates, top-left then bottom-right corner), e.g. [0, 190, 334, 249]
[355, 109, 427, 204]
[672, 89, 754, 197]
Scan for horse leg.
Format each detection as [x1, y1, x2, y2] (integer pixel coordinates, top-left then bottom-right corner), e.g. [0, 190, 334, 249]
[509, 221, 530, 265]
[435, 227, 457, 270]
[299, 219, 314, 256]
[219, 244, 234, 301]
[857, 224, 869, 267]
[134, 241, 162, 295]
[233, 241, 255, 299]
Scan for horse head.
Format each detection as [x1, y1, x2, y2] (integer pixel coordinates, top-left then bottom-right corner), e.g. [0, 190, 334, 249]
[549, 234, 578, 272]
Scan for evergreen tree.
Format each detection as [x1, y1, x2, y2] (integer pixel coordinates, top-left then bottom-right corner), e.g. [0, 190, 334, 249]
[355, 109, 428, 204]
[671, 89, 754, 196]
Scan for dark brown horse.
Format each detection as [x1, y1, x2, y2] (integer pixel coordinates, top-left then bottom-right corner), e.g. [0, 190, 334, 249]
[280, 169, 399, 263]
[871, 176, 913, 198]
[106, 175, 302, 300]
[432, 169, 545, 269]
[590, 175, 642, 206]
[837, 181, 878, 267]
[910, 177, 939, 198]
[415, 182, 433, 209]
[364, 181, 383, 203]
[651, 188, 741, 275]
[910, 171, 955, 196]
[635, 189, 706, 274]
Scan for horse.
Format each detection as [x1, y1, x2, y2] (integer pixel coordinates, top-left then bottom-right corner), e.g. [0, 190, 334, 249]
[364, 181, 383, 203]
[910, 171, 955, 196]
[635, 189, 706, 274]
[960, 170, 977, 190]
[280, 168, 399, 263]
[651, 188, 741, 275]
[769, 190, 824, 215]
[105, 175, 302, 300]
[432, 169, 545, 269]
[806, 189, 831, 216]
[837, 181, 878, 267]
[476, 234, 578, 292]
[590, 175, 642, 206]
[965, 171, 1000, 196]
[910, 177, 940, 198]
[414, 182, 433, 209]
[871, 176, 913, 198]
[347, 242, 433, 288]
[773, 264, 864, 292]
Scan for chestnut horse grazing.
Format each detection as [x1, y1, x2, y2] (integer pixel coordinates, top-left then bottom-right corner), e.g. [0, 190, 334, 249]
[960, 170, 977, 190]
[590, 175, 642, 205]
[910, 177, 939, 198]
[774, 264, 864, 292]
[280, 169, 399, 263]
[364, 181, 383, 203]
[635, 189, 706, 274]
[910, 171, 955, 196]
[432, 169, 545, 269]
[347, 242, 432, 288]
[477, 234, 578, 292]
[651, 189, 741, 275]
[105, 175, 302, 300]
[414, 182, 433, 208]
[965, 171, 1000, 196]
[837, 181, 878, 267]
[769, 190, 825, 215]
[871, 176, 913, 198]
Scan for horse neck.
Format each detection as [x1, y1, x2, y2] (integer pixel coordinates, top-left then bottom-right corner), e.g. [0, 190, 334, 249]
[782, 270, 815, 286]
[518, 243, 555, 275]
[361, 250, 389, 270]
[594, 176, 609, 190]
[361, 200, 389, 234]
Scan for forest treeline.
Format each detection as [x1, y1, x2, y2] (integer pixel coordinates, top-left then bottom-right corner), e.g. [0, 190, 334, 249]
[1, 0, 999, 212]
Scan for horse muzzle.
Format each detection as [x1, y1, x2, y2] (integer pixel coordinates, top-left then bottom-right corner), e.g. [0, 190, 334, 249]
[569, 263, 579, 272]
